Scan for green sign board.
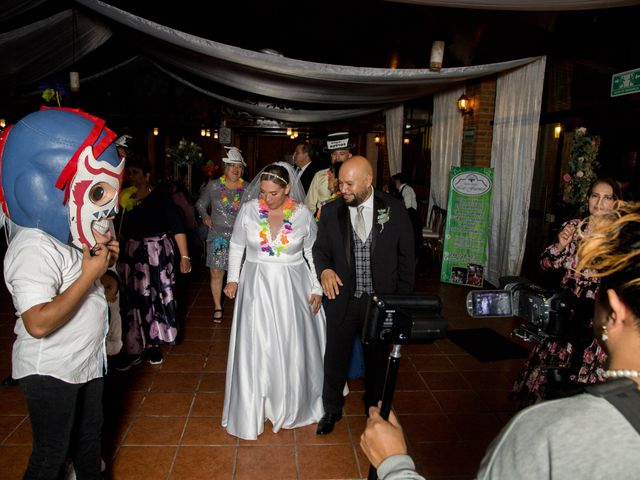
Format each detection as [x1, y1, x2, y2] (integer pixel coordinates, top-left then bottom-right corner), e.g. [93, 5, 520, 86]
[440, 166, 493, 287]
[611, 68, 640, 97]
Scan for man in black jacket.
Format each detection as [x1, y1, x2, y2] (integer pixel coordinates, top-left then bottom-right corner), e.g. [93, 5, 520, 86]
[312, 155, 415, 435]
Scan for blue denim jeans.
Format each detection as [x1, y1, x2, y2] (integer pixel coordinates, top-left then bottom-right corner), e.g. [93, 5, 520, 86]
[19, 375, 104, 480]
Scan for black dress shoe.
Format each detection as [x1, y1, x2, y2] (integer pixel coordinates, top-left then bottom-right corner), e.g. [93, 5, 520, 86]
[316, 412, 342, 435]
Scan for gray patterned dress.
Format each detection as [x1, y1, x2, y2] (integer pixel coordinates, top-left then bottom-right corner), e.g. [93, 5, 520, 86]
[196, 177, 245, 269]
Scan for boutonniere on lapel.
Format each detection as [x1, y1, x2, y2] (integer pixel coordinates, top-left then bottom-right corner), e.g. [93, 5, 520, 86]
[377, 207, 391, 232]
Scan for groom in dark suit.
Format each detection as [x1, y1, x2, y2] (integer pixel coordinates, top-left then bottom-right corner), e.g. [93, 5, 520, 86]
[312, 156, 415, 435]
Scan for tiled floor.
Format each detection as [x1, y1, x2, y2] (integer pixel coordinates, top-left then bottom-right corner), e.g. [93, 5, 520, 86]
[0, 261, 532, 479]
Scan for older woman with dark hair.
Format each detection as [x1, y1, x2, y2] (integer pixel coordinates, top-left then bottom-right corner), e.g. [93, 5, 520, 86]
[221, 162, 325, 440]
[115, 157, 191, 370]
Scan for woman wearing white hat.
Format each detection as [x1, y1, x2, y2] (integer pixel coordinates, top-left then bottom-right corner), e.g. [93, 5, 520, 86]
[196, 146, 246, 322]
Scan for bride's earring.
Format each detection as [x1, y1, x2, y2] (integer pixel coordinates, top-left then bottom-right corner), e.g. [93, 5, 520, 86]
[601, 326, 609, 342]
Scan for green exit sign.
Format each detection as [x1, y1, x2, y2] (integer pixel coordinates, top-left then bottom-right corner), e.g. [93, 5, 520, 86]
[611, 68, 640, 97]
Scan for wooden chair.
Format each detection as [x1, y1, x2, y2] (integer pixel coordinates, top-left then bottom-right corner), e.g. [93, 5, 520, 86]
[422, 206, 446, 268]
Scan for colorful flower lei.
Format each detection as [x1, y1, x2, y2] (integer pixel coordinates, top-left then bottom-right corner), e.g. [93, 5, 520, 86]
[258, 197, 294, 256]
[219, 175, 244, 215]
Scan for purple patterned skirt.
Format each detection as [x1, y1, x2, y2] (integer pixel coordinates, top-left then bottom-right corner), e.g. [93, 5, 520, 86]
[118, 234, 178, 354]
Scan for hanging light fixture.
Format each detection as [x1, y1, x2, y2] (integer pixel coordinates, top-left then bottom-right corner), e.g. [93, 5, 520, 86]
[213, 130, 219, 139]
[0, 119, 5, 128]
[206, 128, 211, 137]
[69, 10, 80, 92]
[457, 93, 473, 115]
[429, 40, 445, 72]
[200, 128, 206, 137]
[153, 127, 159, 136]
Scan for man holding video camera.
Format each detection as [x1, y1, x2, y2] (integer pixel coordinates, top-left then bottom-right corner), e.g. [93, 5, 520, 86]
[313, 156, 415, 435]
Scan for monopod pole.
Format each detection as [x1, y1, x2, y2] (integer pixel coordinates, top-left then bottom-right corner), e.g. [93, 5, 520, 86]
[368, 344, 402, 480]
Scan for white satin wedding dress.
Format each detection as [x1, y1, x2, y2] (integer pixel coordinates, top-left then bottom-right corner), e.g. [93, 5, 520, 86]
[221, 199, 325, 440]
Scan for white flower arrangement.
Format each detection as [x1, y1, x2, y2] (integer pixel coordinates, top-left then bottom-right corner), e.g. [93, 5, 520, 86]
[166, 138, 204, 166]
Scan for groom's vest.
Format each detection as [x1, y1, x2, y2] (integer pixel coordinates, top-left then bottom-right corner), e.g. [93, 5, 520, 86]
[352, 229, 373, 298]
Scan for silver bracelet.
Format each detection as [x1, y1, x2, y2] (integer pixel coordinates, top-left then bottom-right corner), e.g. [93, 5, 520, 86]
[181, 255, 191, 261]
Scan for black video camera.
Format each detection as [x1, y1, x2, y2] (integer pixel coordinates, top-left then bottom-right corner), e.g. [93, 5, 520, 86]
[362, 294, 448, 345]
[466, 276, 573, 342]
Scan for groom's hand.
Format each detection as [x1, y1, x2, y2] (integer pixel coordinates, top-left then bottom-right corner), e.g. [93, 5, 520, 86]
[320, 269, 343, 299]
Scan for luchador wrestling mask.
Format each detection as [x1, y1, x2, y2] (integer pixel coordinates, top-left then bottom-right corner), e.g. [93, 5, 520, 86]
[0, 108, 124, 250]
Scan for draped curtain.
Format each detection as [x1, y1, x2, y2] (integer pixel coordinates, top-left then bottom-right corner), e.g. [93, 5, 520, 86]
[385, 105, 404, 176]
[430, 86, 464, 209]
[487, 57, 546, 286]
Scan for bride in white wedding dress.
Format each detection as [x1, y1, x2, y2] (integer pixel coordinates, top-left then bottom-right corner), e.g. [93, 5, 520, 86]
[221, 162, 325, 440]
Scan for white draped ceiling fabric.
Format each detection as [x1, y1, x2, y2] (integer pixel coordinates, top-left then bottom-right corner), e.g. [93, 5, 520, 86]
[386, 0, 640, 10]
[487, 57, 546, 286]
[1, 0, 541, 123]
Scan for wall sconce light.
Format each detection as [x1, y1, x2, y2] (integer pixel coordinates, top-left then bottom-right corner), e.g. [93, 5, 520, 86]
[200, 128, 206, 137]
[153, 127, 159, 136]
[206, 128, 211, 137]
[374, 135, 382, 145]
[213, 130, 219, 139]
[286, 127, 293, 136]
[0, 119, 5, 128]
[457, 93, 473, 115]
[554, 125, 562, 139]
[403, 138, 410, 145]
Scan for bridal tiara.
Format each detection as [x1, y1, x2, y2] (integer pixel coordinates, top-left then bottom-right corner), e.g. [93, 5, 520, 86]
[261, 171, 288, 184]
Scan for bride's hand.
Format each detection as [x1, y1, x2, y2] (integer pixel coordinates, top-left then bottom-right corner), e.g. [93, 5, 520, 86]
[224, 282, 238, 299]
[309, 294, 322, 314]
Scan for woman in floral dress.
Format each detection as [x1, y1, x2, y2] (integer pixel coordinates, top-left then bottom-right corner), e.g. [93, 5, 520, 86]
[195, 146, 245, 322]
[511, 177, 621, 405]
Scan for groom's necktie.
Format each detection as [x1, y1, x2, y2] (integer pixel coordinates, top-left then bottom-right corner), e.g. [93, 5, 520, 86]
[355, 205, 367, 242]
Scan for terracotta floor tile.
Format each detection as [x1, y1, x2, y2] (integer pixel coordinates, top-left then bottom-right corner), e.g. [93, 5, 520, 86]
[420, 370, 471, 390]
[111, 445, 176, 480]
[0, 415, 26, 444]
[409, 354, 457, 372]
[182, 417, 237, 445]
[172, 339, 211, 355]
[297, 444, 360, 479]
[203, 354, 228, 372]
[392, 390, 442, 414]
[191, 391, 225, 417]
[236, 445, 297, 480]
[161, 354, 208, 373]
[431, 389, 491, 414]
[151, 372, 202, 392]
[171, 445, 235, 480]
[3, 417, 31, 445]
[180, 326, 215, 342]
[396, 369, 428, 391]
[123, 416, 187, 445]
[0, 389, 28, 415]
[295, 420, 351, 445]
[0, 445, 31, 479]
[198, 372, 226, 392]
[138, 392, 194, 417]
[210, 339, 230, 356]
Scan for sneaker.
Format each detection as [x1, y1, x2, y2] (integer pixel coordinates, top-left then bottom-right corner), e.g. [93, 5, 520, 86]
[147, 347, 164, 365]
[112, 354, 142, 372]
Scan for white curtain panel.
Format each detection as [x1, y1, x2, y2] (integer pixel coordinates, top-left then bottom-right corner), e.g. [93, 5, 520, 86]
[487, 57, 546, 286]
[385, 105, 404, 176]
[430, 86, 464, 209]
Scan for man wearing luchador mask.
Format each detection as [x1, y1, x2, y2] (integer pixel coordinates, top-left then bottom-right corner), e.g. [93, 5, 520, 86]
[0, 107, 124, 478]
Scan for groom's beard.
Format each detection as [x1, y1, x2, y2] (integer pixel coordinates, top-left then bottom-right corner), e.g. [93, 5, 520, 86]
[344, 188, 370, 207]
